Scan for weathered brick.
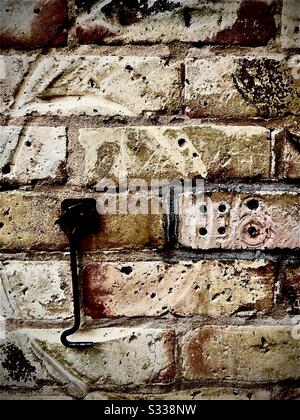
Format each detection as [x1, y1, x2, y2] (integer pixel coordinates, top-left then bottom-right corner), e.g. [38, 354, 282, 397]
[274, 129, 300, 180]
[178, 192, 300, 250]
[5, 52, 181, 117]
[281, 262, 300, 313]
[0, 192, 165, 251]
[0, 55, 37, 114]
[0, 330, 65, 388]
[83, 260, 275, 319]
[282, 0, 300, 49]
[0, 126, 67, 186]
[0, 328, 175, 386]
[85, 388, 271, 401]
[69, 125, 271, 186]
[185, 51, 300, 118]
[182, 326, 300, 382]
[0, 261, 72, 321]
[0, 0, 68, 49]
[75, 0, 277, 47]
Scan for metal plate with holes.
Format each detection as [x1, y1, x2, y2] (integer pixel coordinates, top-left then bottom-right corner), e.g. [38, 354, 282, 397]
[178, 193, 300, 250]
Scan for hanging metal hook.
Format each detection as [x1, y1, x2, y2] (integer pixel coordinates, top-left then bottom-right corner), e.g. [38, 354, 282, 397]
[55, 199, 100, 349]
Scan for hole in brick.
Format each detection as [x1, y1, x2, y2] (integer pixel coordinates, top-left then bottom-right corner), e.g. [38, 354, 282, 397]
[178, 138, 186, 147]
[0, 222, 4, 229]
[247, 199, 259, 210]
[199, 205, 207, 213]
[183, 7, 191, 27]
[295, 26, 299, 34]
[218, 204, 227, 213]
[89, 78, 95, 88]
[248, 226, 258, 237]
[120, 266, 133, 276]
[193, 153, 199, 158]
[199, 227, 208, 236]
[125, 65, 134, 72]
[151, 293, 156, 299]
[25, 141, 32, 147]
[218, 227, 226, 235]
[2, 164, 11, 174]
[34, 7, 41, 14]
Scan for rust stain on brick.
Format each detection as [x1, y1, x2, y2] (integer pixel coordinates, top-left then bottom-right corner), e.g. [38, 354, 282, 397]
[248, 263, 275, 312]
[151, 331, 176, 383]
[212, 0, 276, 47]
[1, 343, 36, 383]
[282, 263, 300, 312]
[275, 129, 300, 179]
[184, 328, 215, 376]
[0, 0, 68, 49]
[83, 264, 111, 318]
[76, 24, 116, 44]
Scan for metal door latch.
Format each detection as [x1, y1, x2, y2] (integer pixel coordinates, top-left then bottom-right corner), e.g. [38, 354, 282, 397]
[56, 199, 100, 349]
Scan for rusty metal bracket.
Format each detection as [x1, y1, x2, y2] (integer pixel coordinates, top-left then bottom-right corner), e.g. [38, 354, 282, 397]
[55, 199, 100, 349]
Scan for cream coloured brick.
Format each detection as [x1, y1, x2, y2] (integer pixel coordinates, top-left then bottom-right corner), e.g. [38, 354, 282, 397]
[83, 260, 275, 318]
[0, 261, 72, 321]
[0, 126, 67, 185]
[5, 54, 181, 117]
[2, 328, 175, 386]
[182, 326, 300, 382]
[0, 191, 165, 251]
[282, 0, 300, 49]
[70, 125, 271, 186]
[0, 55, 37, 113]
[185, 51, 300, 118]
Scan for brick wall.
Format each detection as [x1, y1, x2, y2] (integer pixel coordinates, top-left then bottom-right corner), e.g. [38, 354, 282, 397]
[0, 0, 299, 401]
